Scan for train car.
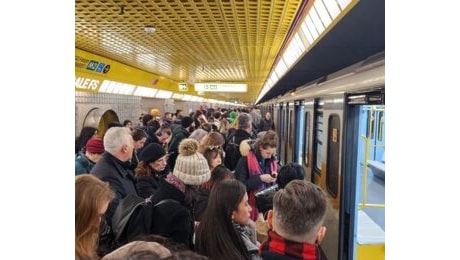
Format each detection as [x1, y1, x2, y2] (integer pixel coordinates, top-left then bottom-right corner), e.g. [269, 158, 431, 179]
[259, 51, 385, 260]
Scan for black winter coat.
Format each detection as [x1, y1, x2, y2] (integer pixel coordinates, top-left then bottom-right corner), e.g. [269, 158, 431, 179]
[234, 152, 278, 192]
[260, 119, 275, 132]
[167, 127, 190, 169]
[135, 166, 170, 199]
[224, 129, 253, 171]
[189, 187, 210, 222]
[149, 178, 193, 248]
[91, 152, 138, 256]
[91, 152, 138, 221]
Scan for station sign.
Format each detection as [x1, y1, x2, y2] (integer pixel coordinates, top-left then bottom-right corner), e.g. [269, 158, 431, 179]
[75, 76, 102, 92]
[76, 55, 111, 75]
[194, 83, 247, 92]
[179, 83, 188, 91]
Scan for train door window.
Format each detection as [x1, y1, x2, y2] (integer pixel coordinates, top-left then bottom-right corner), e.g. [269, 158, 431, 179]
[286, 109, 290, 159]
[326, 114, 340, 198]
[378, 112, 384, 142]
[283, 108, 289, 163]
[278, 105, 285, 164]
[314, 113, 323, 172]
[287, 109, 295, 163]
[303, 112, 310, 166]
[366, 110, 374, 139]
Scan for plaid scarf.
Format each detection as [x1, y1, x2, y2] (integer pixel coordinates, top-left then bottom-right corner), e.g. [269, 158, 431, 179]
[259, 230, 319, 260]
[247, 150, 277, 221]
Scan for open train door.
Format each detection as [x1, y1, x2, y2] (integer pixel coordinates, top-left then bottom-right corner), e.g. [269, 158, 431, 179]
[83, 108, 120, 137]
[340, 90, 385, 260]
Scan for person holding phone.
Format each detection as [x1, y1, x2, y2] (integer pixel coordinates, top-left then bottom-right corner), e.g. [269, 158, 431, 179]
[234, 130, 279, 221]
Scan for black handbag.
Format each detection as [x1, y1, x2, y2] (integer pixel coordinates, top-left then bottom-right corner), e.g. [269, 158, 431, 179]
[254, 184, 278, 215]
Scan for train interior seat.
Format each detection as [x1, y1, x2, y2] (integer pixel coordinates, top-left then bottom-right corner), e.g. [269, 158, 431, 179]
[357, 210, 385, 245]
[367, 152, 385, 180]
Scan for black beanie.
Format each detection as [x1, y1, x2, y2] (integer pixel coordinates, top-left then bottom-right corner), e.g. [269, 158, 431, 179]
[139, 143, 166, 164]
[181, 116, 193, 128]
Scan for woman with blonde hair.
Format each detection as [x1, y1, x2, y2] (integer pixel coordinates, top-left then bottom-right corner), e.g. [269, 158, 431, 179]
[76, 174, 115, 260]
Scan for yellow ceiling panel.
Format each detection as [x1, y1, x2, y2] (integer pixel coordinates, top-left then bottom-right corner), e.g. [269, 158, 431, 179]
[75, 0, 302, 103]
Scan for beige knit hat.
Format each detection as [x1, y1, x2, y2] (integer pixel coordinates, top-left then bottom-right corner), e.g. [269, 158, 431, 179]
[173, 138, 211, 185]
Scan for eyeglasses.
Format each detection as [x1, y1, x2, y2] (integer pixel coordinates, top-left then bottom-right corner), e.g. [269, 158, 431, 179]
[208, 145, 221, 151]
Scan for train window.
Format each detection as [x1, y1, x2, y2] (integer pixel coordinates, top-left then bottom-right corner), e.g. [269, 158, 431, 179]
[288, 109, 295, 163]
[366, 110, 374, 139]
[278, 105, 286, 164]
[326, 114, 340, 198]
[303, 112, 310, 166]
[286, 109, 291, 157]
[283, 108, 289, 163]
[314, 113, 323, 171]
[378, 112, 384, 142]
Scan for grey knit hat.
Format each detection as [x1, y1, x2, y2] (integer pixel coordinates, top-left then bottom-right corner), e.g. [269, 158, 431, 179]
[173, 138, 211, 185]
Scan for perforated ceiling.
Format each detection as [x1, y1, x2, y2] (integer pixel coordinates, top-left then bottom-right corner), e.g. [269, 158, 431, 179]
[75, 0, 302, 103]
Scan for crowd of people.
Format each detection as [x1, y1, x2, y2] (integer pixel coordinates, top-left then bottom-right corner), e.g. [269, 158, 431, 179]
[75, 106, 328, 260]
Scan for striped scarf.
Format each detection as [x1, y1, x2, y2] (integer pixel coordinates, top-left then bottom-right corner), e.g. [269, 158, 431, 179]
[259, 230, 319, 260]
[247, 150, 277, 221]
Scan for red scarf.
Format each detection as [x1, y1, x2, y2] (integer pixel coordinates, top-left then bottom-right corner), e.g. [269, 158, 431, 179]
[247, 150, 277, 221]
[259, 230, 319, 260]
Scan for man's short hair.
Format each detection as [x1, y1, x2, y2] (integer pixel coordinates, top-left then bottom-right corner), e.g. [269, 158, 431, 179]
[273, 180, 327, 237]
[103, 127, 133, 154]
[237, 113, 252, 130]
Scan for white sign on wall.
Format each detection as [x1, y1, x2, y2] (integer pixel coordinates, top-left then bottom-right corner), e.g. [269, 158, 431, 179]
[194, 83, 247, 92]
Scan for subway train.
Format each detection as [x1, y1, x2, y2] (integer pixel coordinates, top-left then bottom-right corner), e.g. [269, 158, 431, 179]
[258, 51, 385, 260]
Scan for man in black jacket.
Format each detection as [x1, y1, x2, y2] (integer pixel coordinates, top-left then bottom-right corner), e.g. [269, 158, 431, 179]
[224, 113, 254, 171]
[167, 116, 194, 170]
[260, 112, 275, 132]
[91, 127, 138, 255]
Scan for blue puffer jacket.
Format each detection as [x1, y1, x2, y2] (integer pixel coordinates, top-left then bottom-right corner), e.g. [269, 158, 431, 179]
[75, 152, 95, 175]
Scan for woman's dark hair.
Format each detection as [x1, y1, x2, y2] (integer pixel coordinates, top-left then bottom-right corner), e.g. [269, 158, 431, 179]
[126, 250, 162, 260]
[201, 165, 233, 190]
[276, 163, 305, 188]
[163, 250, 209, 260]
[195, 179, 251, 260]
[75, 126, 97, 154]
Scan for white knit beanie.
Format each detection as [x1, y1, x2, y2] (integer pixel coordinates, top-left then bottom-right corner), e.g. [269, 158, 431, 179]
[173, 138, 211, 185]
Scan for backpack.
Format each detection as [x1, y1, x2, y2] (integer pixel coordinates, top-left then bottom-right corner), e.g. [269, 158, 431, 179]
[111, 194, 179, 246]
[254, 184, 278, 216]
[224, 134, 240, 171]
[224, 132, 257, 171]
